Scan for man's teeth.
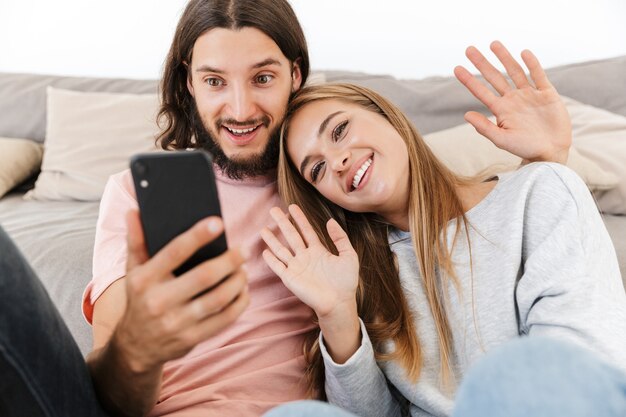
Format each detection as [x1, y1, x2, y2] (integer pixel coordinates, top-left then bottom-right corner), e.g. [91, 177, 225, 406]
[226, 126, 258, 135]
[352, 158, 372, 189]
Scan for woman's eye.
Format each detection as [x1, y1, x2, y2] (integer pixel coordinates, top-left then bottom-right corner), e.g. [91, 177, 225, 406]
[311, 161, 325, 182]
[256, 74, 274, 84]
[206, 78, 224, 87]
[332, 120, 348, 141]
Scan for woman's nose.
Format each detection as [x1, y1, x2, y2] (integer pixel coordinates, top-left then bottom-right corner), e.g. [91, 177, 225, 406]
[330, 151, 350, 173]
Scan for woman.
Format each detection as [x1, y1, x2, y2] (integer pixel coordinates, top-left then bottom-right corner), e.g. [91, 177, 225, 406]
[260, 43, 626, 416]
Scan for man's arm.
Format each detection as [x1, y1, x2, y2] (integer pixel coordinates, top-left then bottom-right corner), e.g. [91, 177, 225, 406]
[86, 210, 250, 417]
[454, 40, 572, 164]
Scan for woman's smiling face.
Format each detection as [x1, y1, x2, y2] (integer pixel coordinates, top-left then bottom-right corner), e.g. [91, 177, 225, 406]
[286, 99, 410, 220]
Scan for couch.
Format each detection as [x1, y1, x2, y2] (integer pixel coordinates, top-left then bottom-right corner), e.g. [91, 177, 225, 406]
[1, 56, 625, 356]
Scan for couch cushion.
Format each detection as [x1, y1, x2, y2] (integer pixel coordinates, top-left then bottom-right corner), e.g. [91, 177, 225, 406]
[0, 73, 158, 143]
[0, 137, 43, 198]
[25, 87, 160, 201]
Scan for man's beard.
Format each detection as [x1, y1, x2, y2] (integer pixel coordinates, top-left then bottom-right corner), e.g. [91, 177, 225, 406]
[191, 104, 281, 180]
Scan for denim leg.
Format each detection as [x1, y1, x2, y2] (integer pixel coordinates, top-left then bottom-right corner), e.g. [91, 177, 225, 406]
[263, 400, 360, 417]
[0, 227, 108, 417]
[452, 336, 626, 417]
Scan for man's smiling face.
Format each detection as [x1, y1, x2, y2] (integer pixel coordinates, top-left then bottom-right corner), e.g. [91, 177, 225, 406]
[187, 27, 302, 178]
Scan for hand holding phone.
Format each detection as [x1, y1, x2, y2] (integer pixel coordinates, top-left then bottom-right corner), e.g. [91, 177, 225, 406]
[130, 150, 227, 276]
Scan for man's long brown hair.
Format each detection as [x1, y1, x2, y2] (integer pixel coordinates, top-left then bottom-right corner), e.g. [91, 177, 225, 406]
[279, 84, 477, 397]
[157, 0, 309, 150]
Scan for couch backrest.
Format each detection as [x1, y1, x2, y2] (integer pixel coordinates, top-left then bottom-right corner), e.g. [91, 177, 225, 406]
[1, 55, 624, 141]
[0, 73, 158, 143]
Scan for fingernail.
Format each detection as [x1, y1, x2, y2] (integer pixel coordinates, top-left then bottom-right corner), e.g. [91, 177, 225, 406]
[208, 218, 222, 233]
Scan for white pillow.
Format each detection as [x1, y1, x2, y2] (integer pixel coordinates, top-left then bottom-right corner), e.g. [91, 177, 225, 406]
[0, 137, 43, 198]
[25, 87, 161, 201]
[423, 97, 621, 199]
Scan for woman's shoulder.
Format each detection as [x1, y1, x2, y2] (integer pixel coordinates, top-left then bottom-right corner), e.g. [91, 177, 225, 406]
[500, 162, 589, 201]
[496, 162, 597, 223]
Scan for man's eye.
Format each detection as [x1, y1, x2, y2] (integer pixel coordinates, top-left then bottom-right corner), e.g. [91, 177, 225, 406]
[332, 120, 348, 141]
[206, 78, 224, 87]
[311, 161, 325, 182]
[256, 74, 274, 84]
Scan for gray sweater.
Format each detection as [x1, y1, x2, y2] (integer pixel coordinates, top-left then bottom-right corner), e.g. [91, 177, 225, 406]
[321, 163, 626, 417]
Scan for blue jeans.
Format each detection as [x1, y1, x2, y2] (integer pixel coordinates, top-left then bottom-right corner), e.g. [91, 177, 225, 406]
[0, 227, 108, 416]
[264, 337, 626, 417]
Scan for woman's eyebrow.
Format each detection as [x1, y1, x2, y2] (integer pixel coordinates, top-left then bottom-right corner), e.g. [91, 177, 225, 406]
[298, 111, 345, 177]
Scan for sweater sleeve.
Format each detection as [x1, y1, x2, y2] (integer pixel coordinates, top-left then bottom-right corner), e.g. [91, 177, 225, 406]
[321, 319, 406, 417]
[515, 164, 626, 372]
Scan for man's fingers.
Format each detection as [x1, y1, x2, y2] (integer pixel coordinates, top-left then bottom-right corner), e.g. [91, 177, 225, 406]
[155, 247, 248, 306]
[126, 209, 149, 270]
[465, 46, 512, 96]
[140, 216, 226, 283]
[490, 41, 531, 89]
[454, 65, 498, 111]
[186, 269, 248, 321]
[190, 284, 250, 344]
[521, 49, 552, 90]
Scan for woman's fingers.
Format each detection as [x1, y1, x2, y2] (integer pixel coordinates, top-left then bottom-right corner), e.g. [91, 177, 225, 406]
[288, 204, 323, 248]
[464, 111, 503, 147]
[261, 249, 288, 277]
[521, 49, 552, 90]
[326, 218, 355, 257]
[260, 227, 293, 264]
[465, 46, 513, 96]
[454, 65, 498, 112]
[269, 207, 306, 253]
[490, 40, 531, 89]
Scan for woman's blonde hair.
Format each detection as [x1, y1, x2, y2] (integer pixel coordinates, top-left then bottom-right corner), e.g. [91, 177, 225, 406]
[278, 83, 475, 397]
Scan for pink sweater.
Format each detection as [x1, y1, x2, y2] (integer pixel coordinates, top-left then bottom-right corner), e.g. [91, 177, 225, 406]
[83, 167, 316, 416]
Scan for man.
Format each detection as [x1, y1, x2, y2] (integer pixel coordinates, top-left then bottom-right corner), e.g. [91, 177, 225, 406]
[0, 0, 573, 416]
[84, 1, 315, 416]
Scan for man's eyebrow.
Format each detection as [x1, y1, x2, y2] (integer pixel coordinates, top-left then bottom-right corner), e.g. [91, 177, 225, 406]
[195, 65, 223, 74]
[195, 58, 282, 74]
[298, 111, 345, 177]
[252, 58, 282, 69]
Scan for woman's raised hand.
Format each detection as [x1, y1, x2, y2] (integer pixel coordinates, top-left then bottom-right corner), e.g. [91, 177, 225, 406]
[454, 41, 572, 164]
[261, 204, 359, 319]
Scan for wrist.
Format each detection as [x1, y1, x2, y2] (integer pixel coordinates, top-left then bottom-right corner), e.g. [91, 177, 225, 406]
[318, 300, 361, 364]
[111, 324, 161, 375]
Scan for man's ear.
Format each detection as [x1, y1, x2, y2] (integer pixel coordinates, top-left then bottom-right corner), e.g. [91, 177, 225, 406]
[291, 59, 303, 92]
[184, 61, 195, 97]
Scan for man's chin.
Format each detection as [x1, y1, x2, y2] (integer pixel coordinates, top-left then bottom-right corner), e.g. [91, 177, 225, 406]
[202, 141, 279, 180]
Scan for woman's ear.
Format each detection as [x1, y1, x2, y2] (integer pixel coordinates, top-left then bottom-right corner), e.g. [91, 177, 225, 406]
[184, 61, 195, 97]
[291, 59, 303, 92]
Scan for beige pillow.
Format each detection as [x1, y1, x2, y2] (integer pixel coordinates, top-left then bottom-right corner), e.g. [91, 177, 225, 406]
[561, 96, 626, 215]
[25, 87, 160, 201]
[0, 137, 43, 198]
[423, 98, 620, 196]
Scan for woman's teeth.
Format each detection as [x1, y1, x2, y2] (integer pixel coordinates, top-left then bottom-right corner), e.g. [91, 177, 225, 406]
[352, 158, 372, 189]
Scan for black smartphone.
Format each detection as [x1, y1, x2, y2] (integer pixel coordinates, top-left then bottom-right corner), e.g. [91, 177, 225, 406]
[130, 150, 227, 276]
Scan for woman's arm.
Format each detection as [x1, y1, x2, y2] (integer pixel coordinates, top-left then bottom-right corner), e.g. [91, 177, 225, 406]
[516, 164, 626, 371]
[261, 204, 405, 416]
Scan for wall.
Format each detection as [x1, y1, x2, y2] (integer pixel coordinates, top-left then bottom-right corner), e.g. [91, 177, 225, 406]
[1, 0, 625, 80]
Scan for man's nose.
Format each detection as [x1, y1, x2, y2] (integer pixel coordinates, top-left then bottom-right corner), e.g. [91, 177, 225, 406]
[228, 84, 257, 122]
